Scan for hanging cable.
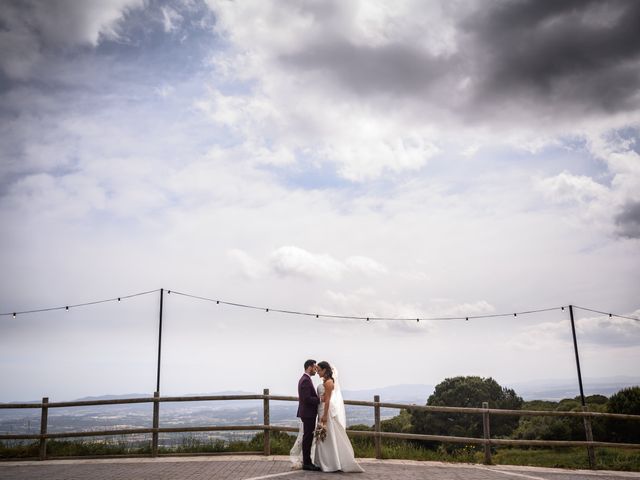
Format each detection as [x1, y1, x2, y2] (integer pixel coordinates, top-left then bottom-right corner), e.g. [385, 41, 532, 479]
[168, 290, 565, 321]
[1, 288, 637, 323]
[0, 289, 160, 317]
[572, 305, 639, 322]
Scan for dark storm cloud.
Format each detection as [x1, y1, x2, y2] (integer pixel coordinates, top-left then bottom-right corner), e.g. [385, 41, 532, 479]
[467, 0, 640, 115]
[279, 0, 640, 121]
[615, 201, 640, 239]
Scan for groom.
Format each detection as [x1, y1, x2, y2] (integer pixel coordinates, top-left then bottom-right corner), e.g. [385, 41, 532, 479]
[297, 359, 321, 471]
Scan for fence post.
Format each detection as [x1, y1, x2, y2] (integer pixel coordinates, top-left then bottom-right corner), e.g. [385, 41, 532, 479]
[374, 395, 381, 459]
[263, 388, 271, 456]
[152, 391, 159, 457]
[39, 397, 49, 461]
[582, 406, 596, 468]
[482, 401, 492, 465]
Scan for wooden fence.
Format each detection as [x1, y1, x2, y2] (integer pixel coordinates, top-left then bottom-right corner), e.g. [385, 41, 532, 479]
[1, 390, 639, 465]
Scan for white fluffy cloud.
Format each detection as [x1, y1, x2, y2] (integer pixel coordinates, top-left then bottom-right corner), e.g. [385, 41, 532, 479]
[538, 172, 609, 206]
[269, 246, 346, 281]
[229, 246, 389, 282]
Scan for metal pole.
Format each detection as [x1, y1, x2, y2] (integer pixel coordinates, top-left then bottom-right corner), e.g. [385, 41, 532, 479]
[156, 288, 164, 394]
[569, 305, 586, 406]
[569, 305, 595, 468]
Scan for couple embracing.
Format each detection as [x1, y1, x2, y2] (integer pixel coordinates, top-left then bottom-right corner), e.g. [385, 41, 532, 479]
[290, 359, 364, 473]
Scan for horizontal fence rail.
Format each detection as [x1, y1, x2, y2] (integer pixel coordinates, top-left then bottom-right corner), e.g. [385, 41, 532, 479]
[1, 391, 639, 464]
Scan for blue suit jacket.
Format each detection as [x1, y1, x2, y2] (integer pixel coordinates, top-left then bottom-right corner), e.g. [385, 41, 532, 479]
[297, 374, 320, 419]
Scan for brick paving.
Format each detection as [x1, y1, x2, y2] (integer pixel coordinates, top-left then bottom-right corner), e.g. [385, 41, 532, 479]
[0, 456, 639, 480]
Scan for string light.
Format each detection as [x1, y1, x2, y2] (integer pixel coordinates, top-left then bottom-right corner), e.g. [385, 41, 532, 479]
[0, 289, 160, 317]
[1, 289, 638, 323]
[168, 291, 572, 322]
[572, 305, 638, 322]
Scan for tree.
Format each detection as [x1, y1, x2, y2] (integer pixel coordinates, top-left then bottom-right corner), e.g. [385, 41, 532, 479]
[607, 386, 640, 443]
[513, 396, 608, 442]
[410, 376, 523, 446]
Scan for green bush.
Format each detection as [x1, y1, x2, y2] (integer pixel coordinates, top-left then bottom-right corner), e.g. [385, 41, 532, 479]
[607, 387, 640, 443]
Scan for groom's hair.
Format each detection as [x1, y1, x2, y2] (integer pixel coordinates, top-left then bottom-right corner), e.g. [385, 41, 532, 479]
[304, 359, 316, 370]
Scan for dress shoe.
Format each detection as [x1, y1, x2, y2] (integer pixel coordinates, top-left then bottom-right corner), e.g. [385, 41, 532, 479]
[302, 463, 321, 471]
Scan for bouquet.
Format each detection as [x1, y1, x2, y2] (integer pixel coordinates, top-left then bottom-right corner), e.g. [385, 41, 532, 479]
[314, 423, 327, 442]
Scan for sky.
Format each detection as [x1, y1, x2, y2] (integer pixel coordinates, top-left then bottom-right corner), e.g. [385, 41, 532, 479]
[0, 0, 639, 403]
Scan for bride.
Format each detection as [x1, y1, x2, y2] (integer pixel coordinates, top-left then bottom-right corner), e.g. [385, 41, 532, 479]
[290, 361, 364, 473]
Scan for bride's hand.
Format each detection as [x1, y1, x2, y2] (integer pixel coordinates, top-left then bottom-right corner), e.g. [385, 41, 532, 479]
[320, 414, 327, 425]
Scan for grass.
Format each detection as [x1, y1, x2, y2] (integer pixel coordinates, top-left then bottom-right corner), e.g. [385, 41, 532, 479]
[0, 438, 150, 458]
[2, 436, 639, 472]
[492, 447, 640, 471]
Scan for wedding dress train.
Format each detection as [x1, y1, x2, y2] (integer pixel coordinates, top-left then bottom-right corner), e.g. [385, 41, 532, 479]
[313, 382, 364, 473]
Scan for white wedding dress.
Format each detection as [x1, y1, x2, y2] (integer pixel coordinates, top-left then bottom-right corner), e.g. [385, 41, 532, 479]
[290, 370, 364, 473]
[314, 381, 364, 472]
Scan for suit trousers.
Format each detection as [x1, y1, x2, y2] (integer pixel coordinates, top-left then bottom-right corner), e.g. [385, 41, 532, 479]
[302, 416, 316, 466]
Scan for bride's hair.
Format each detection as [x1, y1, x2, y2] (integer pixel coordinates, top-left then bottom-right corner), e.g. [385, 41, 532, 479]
[317, 361, 334, 381]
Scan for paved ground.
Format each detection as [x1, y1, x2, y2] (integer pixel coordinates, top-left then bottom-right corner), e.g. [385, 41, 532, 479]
[0, 456, 639, 480]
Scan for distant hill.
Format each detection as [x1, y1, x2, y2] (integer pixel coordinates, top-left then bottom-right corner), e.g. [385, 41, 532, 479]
[5, 377, 639, 405]
[342, 384, 435, 403]
[510, 376, 640, 401]
[343, 377, 640, 404]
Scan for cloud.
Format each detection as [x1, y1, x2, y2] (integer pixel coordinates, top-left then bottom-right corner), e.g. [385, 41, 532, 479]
[1, 0, 639, 399]
[508, 310, 640, 350]
[269, 246, 346, 281]
[227, 249, 266, 279]
[210, 0, 640, 124]
[280, 39, 453, 98]
[615, 200, 640, 238]
[315, 289, 495, 335]
[0, 0, 144, 79]
[345, 256, 388, 276]
[576, 310, 640, 347]
[437, 300, 495, 318]
[229, 246, 390, 282]
[319, 288, 429, 335]
[537, 172, 608, 205]
[161, 5, 183, 33]
[200, 0, 640, 195]
[464, 0, 640, 118]
[267, 246, 391, 281]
